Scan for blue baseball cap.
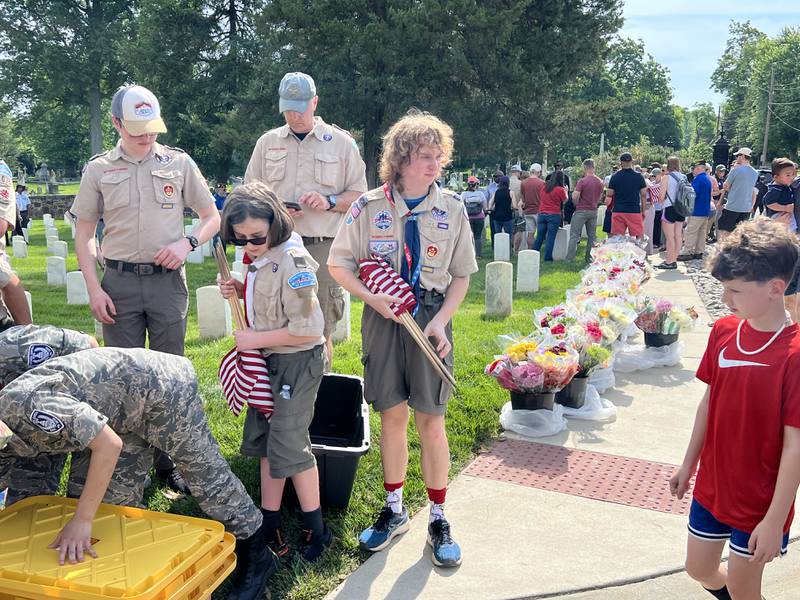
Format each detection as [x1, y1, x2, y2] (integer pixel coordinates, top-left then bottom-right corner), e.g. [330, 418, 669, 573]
[278, 72, 316, 114]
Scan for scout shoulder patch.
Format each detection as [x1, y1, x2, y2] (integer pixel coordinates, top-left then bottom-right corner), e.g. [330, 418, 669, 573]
[27, 344, 55, 367]
[29, 409, 64, 434]
[292, 255, 309, 269]
[288, 271, 317, 290]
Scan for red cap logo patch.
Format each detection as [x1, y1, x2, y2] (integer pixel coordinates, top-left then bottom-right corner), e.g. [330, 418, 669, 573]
[163, 184, 174, 198]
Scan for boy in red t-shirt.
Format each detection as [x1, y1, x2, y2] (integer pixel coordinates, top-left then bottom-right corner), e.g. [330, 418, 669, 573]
[670, 218, 800, 600]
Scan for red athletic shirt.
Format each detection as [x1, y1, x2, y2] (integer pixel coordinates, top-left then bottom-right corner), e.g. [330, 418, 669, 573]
[695, 315, 800, 533]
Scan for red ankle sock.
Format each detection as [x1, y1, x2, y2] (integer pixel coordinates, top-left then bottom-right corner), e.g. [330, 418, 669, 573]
[384, 481, 404, 492]
[427, 486, 446, 504]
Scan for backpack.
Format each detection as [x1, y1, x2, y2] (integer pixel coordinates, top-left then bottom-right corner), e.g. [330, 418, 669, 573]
[463, 193, 484, 216]
[667, 172, 696, 217]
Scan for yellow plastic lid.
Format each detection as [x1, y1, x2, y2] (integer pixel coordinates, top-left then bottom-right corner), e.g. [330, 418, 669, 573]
[0, 496, 226, 600]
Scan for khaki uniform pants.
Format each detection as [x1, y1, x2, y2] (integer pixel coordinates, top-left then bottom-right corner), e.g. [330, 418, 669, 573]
[304, 238, 345, 338]
[682, 216, 707, 255]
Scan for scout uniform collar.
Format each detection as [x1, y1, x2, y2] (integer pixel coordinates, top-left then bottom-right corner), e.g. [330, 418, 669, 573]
[382, 182, 447, 217]
[278, 117, 331, 142]
[109, 139, 158, 163]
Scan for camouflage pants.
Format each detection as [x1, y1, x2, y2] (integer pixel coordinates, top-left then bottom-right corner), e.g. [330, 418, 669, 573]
[2, 454, 67, 505]
[71, 379, 261, 539]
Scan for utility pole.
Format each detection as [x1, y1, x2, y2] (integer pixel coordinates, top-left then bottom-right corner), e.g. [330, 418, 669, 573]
[761, 67, 775, 168]
[600, 133, 605, 156]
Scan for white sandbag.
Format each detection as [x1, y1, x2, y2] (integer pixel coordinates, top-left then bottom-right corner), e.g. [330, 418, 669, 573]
[612, 341, 684, 372]
[562, 384, 617, 422]
[500, 401, 567, 438]
[588, 364, 616, 394]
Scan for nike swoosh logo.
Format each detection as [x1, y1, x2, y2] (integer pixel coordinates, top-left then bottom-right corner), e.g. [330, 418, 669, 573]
[718, 347, 769, 369]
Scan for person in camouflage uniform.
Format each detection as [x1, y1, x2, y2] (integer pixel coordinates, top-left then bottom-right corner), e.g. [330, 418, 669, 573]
[0, 324, 98, 502]
[0, 346, 276, 600]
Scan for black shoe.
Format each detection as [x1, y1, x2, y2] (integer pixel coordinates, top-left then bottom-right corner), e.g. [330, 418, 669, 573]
[657, 262, 677, 270]
[156, 469, 191, 495]
[265, 527, 290, 559]
[676, 254, 695, 262]
[228, 525, 278, 600]
[693, 253, 703, 260]
[300, 525, 334, 563]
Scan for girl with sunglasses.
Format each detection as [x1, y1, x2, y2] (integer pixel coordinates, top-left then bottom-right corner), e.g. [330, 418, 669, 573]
[217, 181, 332, 564]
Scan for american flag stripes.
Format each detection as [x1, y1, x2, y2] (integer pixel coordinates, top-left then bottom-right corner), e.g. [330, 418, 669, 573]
[218, 347, 274, 418]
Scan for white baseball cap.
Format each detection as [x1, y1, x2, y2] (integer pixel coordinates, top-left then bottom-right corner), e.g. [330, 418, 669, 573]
[735, 147, 753, 157]
[529, 163, 542, 173]
[111, 85, 167, 136]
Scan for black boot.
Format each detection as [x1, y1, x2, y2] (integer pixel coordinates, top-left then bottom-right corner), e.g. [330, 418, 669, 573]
[228, 524, 278, 600]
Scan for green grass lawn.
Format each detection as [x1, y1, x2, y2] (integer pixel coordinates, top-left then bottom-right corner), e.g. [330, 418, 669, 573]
[11, 221, 596, 599]
[24, 182, 80, 195]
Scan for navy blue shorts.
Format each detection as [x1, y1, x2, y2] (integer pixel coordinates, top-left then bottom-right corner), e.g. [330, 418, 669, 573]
[688, 499, 789, 558]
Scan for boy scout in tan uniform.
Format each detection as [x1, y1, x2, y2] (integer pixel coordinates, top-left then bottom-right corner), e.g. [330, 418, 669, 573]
[328, 111, 477, 568]
[73, 85, 220, 493]
[0, 159, 32, 329]
[0, 347, 277, 600]
[244, 72, 367, 360]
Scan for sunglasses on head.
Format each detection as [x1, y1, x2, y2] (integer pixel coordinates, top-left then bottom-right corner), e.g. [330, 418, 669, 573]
[230, 236, 268, 246]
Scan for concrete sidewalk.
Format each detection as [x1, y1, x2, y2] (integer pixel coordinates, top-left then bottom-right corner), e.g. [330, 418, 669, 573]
[326, 263, 799, 600]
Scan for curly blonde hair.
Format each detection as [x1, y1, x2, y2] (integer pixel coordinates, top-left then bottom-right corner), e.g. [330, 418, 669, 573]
[379, 110, 454, 191]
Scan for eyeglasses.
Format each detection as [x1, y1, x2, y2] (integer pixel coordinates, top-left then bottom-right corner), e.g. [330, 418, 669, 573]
[230, 236, 268, 246]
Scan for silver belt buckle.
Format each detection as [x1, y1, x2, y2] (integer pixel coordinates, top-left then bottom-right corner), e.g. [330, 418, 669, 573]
[136, 264, 154, 275]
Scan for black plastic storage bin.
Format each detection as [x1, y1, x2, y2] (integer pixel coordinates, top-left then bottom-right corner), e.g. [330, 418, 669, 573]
[284, 373, 371, 510]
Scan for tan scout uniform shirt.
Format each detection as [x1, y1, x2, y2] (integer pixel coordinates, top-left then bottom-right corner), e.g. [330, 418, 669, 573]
[0, 160, 17, 251]
[73, 141, 214, 263]
[244, 117, 368, 238]
[328, 184, 478, 294]
[249, 239, 326, 353]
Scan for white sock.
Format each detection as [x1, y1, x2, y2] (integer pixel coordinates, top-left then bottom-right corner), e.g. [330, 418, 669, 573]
[386, 488, 403, 514]
[429, 502, 445, 522]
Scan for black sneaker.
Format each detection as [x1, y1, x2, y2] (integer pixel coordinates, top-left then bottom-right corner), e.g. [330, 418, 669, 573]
[657, 262, 677, 270]
[427, 518, 462, 567]
[359, 506, 410, 551]
[677, 254, 696, 261]
[156, 469, 191, 495]
[300, 525, 334, 563]
[693, 253, 704, 260]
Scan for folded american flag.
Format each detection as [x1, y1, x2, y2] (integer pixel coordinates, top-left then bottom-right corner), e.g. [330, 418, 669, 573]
[358, 255, 417, 316]
[218, 347, 274, 418]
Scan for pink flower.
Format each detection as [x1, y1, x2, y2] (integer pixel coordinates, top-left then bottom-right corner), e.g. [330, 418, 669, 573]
[551, 323, 566, 335]
[655, 300, 673, 314]
[551, 307, 565, 317]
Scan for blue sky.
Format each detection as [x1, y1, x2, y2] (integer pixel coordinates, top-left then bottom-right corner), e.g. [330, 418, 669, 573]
[620, 0, 800, 108]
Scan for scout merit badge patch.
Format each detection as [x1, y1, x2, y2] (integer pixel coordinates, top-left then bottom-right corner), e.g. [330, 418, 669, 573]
[29, 409, 64, 434]
[27, 344, 54, 367]
[431, 207, 448, 221]
[369, 240, 398, 256]
[426, 244, 439, 259]
[374, 210, 393, 230]
[288, 271, 317, 289]
[163, 184, 175, 198]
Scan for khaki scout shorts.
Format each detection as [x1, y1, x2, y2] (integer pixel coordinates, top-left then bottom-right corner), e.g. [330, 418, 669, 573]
[240, 345, 325, 479]
[361, 290, 454, 416]
[305, 238, 345, 338]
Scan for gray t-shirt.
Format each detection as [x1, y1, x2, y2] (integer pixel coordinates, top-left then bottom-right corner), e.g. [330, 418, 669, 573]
[725, 164, 758, 212]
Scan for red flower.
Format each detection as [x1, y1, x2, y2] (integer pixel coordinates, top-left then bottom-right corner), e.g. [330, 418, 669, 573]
[540, 318, 549, 328]
[551, 323, 566, 335]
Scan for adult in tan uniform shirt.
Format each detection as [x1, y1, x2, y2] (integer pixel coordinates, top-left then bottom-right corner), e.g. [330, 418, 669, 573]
[73, 85, 219, 493]
[0, 159, 32, 329]
[244, 72, 367, 362]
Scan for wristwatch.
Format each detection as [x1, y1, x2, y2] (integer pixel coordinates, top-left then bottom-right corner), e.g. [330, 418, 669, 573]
[185, 235, 199, 250]
[326, 195, 337, 211]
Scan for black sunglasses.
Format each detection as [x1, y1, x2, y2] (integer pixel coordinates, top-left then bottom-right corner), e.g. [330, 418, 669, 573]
[230, 236, 268, 246]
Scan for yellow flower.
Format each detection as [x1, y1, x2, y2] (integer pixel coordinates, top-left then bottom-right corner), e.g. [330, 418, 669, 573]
[598, 308, 610, 318]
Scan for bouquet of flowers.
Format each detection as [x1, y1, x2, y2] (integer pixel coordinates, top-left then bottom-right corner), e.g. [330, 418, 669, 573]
[578, 297, 639, 343]
[634, 297, 699, 334]
[486, 334, 580, 393]
[562, 318, 614, 376]
[534, 304, 578, 336]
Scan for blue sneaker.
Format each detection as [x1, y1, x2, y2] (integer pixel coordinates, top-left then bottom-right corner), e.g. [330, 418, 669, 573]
[359, 506, 410, 551]
[427, 518, 462, 567]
